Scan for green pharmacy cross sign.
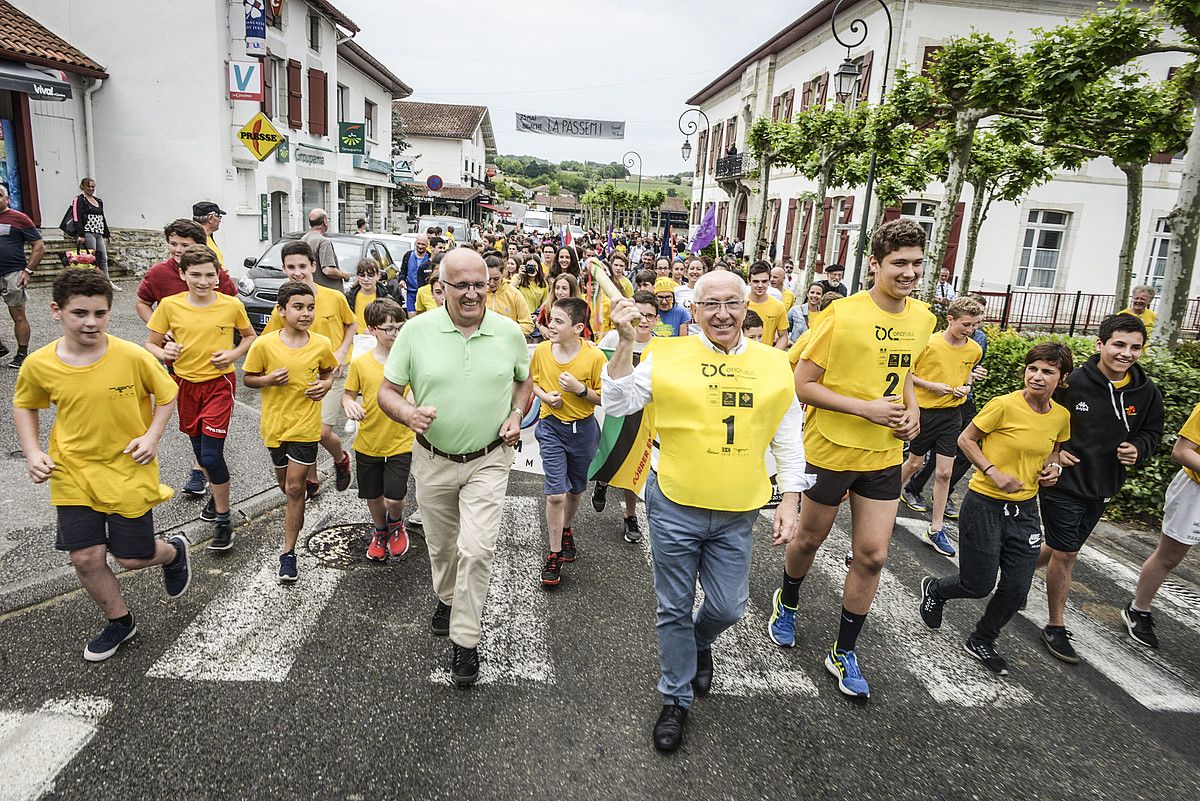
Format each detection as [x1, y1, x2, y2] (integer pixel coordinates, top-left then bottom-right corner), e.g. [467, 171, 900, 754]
[339, 122, 366, 155]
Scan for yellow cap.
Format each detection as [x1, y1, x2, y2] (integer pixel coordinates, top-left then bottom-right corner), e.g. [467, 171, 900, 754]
[654, 277, 679, 293]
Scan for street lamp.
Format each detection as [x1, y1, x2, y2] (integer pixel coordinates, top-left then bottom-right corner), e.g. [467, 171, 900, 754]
[678, 107, 710, 242]
[831, 0, 893, 293]
[834, 57, 861, 103]
[624, 150, 643, 230]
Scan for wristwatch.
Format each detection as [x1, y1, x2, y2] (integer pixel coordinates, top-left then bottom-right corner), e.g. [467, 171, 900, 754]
[575, 387, 588, 398]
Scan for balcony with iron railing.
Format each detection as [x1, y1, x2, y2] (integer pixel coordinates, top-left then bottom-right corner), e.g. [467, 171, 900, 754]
[715, 153, 753, 181]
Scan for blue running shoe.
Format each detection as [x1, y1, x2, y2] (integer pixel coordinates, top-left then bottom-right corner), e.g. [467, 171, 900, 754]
[278, 552, 298, 583]
[825, 647, 870, 698]
[182, 469, 208, 497]
[767, 588, 797, 647]
[923, 526, 957, 558]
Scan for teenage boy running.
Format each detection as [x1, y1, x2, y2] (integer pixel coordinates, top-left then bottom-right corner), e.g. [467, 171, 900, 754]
[343, 298, 414, 562]
[747, 261, 788, 349]
[768, 219, 936, 699]
[262, 241, 355, 497]
[146, 245, 256, 550]
[1124, 398, 1200, 648]
[1036, 314, 1162, 661]
[919, 343, 1073, 675]
[532, 297, 606, 586]
[898, 297, 985, 557]
[243, 280, 337, 582]
[14, 269, 190, 661]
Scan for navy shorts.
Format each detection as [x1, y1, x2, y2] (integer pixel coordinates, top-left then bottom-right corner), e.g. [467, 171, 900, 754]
[536, 415, 600, 496]
[55, 506, 157, 560]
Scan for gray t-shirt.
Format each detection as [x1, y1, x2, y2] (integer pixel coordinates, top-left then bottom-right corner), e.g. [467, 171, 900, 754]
[302, 230, 340, 290]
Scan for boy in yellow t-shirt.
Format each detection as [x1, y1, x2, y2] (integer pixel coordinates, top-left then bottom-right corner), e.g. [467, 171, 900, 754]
[898, 296, 984, 556]
[1124, 399, 1200, 649]
[769, 219, 936, 700]
[146, 245, 256, 550]
[747, 261, 787, 349]
[244, 280, 338, 583]
[14, 269, 189, 663]
[343, 298, 415, 563]
[531, 297, 606, 587]
[920, 342, 1072, 676]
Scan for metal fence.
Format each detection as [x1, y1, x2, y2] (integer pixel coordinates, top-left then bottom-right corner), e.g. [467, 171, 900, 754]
[970, 288, 1200, 337]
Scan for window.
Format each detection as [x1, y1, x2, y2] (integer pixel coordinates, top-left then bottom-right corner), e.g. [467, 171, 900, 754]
[364, 186, 377, 231]
[271, 57, 287, 122]
[365, 100, 376, 140]
[302, 179, 327, 213]
[1143, 217, 1171, 292]
[237, 168, 255, 212]
[1017, 209, 1070, 289]
[336, 84, 348, 123]
[308, 13, 321, 51]
[337, 181, 348, 232]
[901, 200, 938, 242]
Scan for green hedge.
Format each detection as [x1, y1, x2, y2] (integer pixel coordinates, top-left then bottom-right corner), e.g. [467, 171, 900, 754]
[972, 327, 1200, 526]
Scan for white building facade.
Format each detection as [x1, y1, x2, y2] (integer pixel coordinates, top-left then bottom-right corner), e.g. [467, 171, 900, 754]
[685, 0, 1195, 304]
[392, 101, 496, 221]
[12, 0, 410, 275]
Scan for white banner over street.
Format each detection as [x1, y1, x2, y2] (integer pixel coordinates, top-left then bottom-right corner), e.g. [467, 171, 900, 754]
[515, 113, 625, 139]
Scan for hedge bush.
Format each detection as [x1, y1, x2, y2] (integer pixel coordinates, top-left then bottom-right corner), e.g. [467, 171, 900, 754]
[971, 327, 1200, 526]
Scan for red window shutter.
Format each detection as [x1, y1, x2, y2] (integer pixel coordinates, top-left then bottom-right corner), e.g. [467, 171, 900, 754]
[709, 123, 722, 172]
[941, 202, 965, 273]
[286, 59, 302, 129]
[858, 51, 874, 104]
[262, 57, 272, 117]
[801, 82, 813, 111]
[772, 95, 780, 121]
[882, 204, 902, 222]
[308, 68, 327, 135]
[726, 117, 737, 150]
[784, 88, 795, 119]
[816, 197, 834, 270]
[816, 72, 829, 108]
[692, 202, 699, 225]
[696, 129, 707, 174]
[836, 196, 855, 264]
[797, 200, 814, 267]
[782, 198, 798, 256]
[717, 201, 728, 235]
[921, 46, 943, 77]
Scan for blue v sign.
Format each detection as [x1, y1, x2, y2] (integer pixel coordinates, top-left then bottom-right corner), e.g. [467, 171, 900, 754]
[228, 60, 264, 102]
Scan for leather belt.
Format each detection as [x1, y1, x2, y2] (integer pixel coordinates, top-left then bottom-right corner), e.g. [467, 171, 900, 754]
[416, 434, 504, 464]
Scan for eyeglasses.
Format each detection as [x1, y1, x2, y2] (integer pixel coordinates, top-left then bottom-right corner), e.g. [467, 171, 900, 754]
[693, 300, 747, 312]
[639, 312, 659, 321]
[375, 324, 403, 334]
[358, 271, 379, 277]
[444, 281, 487, 293]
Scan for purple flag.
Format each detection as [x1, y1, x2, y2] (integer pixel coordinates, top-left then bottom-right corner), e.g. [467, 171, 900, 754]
[606, 225, 614, 256]
[690, 203, 717, 253]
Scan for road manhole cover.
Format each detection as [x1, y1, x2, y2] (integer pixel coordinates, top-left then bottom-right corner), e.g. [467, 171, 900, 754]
[304, 523, 421, 569]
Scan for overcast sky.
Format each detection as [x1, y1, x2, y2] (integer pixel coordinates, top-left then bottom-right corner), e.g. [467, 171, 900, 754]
[343, 0, 819, 175]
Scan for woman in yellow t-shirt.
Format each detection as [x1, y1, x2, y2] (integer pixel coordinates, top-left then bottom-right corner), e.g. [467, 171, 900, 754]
[920, 342, 1073, 676]
[515, 259, 549, 323]
[1124, 400, 1200, 648]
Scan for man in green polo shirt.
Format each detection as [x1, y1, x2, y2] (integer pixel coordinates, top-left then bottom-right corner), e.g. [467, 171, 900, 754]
[379, 247, 531, 687]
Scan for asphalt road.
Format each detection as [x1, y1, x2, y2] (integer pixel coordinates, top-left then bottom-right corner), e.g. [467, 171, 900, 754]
[2, 279, 1200, 800]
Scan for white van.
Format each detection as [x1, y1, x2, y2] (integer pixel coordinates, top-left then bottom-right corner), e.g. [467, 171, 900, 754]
[523, 210, 553, 236]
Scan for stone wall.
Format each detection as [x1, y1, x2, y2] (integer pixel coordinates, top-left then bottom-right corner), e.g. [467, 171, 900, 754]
[30, 227, 163, 287]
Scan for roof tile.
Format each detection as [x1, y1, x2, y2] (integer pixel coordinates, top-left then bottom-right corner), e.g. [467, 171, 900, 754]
[0, 0, 105, 76]
[393, 100, 487, 140]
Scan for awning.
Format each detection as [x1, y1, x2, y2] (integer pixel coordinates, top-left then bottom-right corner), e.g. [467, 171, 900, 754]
[478, 203, 511, 215]
[0, 59, 71, 101]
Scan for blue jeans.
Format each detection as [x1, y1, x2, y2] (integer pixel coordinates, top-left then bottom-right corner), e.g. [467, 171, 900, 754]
[645, 470, 757, 708]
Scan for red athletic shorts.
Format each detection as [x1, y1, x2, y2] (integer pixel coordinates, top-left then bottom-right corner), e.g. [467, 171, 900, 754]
[175, 374, 236, 438]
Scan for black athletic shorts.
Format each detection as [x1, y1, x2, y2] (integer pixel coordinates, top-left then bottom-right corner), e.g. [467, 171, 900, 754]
[910, 406, 963, 458]
[803, 463, 902, 505]
[1040, 488, 1108, 553]
[269, 441, 319, 469]
[355, 451, 412, 501]
[55, 506, 156, 560]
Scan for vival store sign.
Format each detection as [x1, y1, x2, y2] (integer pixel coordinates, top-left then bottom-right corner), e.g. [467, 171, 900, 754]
[228, 60, 263, 102]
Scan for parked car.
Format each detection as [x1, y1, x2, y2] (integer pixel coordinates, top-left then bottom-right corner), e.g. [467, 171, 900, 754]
[237, 232, 396, 332]
[373, 232, 420, 277]
[416, 215, 470, 243]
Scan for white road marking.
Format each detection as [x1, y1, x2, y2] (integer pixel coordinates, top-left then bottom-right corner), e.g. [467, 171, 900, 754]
[429, 497, 555, 687]
[830, 515, 1032, 706]
[635, 507, 819, 697]
[0, 696, 112, 801]
[146, 495, 348, 683]
[1077, 546, 1200, 638]
[232, 396, 261, 417]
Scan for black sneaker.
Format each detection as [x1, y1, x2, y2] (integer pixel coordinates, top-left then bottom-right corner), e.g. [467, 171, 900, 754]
[623, 516, 642, 544]
[209, 519, 233, 551]
[431, 600, 452, 636]
[334, 455, 352, 492]
[1042, 625, 1079, 664]
[0, 340, 9, 359]
[919, 576, 944, 629]
[541, 552, 562, 587]
[278, 551, 298, 583]
[305, 480, 321, 500]
[963, 635, 1008, 675]
[84, 615, 137, 662]
[162, 535, 191, 598]
[1122, 604, 1159, 648]
[592, 482, 608, 513]
[560, 528, 577, 562]
[199, 495, 216, 522]
[451, 642, 479, 687]
[182, 469, 208, 497]
[7, 351, 26, 369]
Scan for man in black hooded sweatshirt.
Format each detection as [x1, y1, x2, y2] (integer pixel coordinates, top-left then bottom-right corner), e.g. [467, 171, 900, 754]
[1036, 314, 1163, 663]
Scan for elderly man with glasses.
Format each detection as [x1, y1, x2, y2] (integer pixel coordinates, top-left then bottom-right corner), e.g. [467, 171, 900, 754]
[603, 271, 812, 753]
[378, 248, 532, 687]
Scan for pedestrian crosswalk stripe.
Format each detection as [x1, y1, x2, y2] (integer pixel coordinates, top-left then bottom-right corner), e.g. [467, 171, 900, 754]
[1076, 546, 1200, 639]
[429, 497, 555, 687]
[0, 696, 112, 801]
